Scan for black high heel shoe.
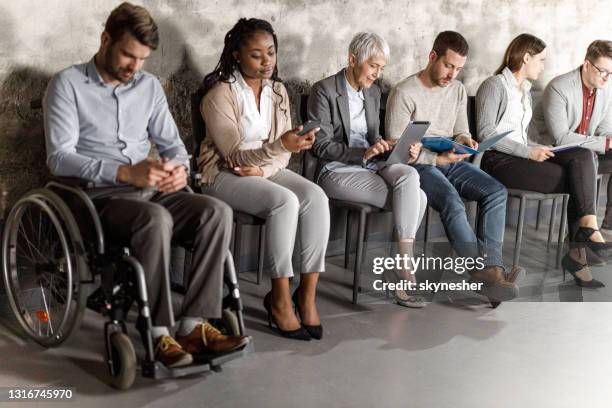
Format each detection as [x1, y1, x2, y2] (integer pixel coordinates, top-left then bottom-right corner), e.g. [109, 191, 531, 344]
[561, 253, 605, 288]
[292, 290, 323, 340]
[263, 292, 311, 341]
[574, 227, 609, 264]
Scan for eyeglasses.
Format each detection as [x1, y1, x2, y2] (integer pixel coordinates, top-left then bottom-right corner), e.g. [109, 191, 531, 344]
[589, 60, 612, 79]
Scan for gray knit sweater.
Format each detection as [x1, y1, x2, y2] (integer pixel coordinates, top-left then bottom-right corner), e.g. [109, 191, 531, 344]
[475, 73, 535, 158]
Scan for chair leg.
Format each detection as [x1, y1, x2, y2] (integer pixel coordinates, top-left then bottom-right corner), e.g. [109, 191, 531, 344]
[596, 175, 602, 210]
[353, 210, 367, 304]
[546, 198, 558, 252]
[344, 210, 352, 269]
[536, 201, 542, 230]
[556, 195, 569, 269]
[257, 225, 265, 285]
[423, 205, 430, 243]
[233, 221, 243, 274]
[513, 197, 526, 268]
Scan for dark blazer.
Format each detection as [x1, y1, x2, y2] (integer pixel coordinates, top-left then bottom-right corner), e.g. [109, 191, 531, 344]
[307, 69, 382, 179]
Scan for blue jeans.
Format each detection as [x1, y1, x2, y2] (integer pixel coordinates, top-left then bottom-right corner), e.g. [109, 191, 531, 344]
[414, 161, 507, 268]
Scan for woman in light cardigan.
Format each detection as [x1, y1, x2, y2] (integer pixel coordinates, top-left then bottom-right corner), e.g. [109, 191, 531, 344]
[476, 33, 605, 288]
[198, 18, 329, 340]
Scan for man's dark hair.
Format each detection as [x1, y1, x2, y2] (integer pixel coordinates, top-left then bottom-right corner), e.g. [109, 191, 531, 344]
[585, 40, 612, 63]
[104, 2, 159, 49]
[432, 31, 469, 58]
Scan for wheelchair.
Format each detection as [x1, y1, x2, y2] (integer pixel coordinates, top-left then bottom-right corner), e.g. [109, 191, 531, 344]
[1, 178, 253, 390]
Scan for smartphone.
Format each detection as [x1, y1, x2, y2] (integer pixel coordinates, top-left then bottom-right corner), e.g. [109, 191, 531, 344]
[298, 120, 321, 136]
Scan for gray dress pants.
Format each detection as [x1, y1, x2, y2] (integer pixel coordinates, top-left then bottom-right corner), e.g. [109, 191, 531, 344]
[203, 169, 330, 278]
[94, 189, 232, 327]
[318, 163, 427, 239]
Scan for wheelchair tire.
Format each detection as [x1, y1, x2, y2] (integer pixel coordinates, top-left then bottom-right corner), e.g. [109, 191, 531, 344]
[220, 308, 241, 336]
[2, 188, 88, 347]
[108, 332, 136, 390]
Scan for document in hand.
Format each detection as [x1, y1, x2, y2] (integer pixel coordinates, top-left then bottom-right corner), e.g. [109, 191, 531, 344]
[422, 131, 512, 155]
[551, 138, 602, 153]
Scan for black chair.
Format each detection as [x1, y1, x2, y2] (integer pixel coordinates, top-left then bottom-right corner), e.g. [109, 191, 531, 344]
[190, 91, 265, 284]
[470, 95, 571, 268]
[298, 94, 390, 304]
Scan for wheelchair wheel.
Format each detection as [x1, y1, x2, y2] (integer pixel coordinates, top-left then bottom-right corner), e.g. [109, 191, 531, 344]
[2, 189, 87, 347]
[108, 332, 136, 390]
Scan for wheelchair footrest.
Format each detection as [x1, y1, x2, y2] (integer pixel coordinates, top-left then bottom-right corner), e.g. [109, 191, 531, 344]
[141, 339, 253, 380]
[193, 338, 254, 369]
[141, 360, 211, 380]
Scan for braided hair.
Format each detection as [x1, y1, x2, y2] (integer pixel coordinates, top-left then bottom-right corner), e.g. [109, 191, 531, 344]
[201, 18, 282, 99]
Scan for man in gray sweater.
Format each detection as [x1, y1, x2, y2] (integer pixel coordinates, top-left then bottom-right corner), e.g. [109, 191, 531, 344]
[530, 40, 612, 230]
[386, 31, 521, 303]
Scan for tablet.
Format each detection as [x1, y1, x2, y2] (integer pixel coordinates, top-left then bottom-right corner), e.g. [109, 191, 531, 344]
[385, 121, 430, 165]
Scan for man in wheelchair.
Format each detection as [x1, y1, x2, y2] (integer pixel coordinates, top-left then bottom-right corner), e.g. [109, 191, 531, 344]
[42, 2, 249, 367]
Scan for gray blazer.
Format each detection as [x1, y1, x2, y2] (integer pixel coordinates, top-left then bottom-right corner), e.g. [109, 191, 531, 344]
[530, 67, 612, 153]
[308, 69, 381, 178]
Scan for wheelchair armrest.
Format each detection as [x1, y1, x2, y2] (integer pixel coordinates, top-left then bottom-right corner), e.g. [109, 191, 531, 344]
[50, 176, 95, 189]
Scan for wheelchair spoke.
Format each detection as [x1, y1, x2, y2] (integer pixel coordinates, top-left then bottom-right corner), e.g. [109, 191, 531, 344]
[39, 282, 54, 335]
[17, 222, 40, 265]
[18, 221, 49, 264]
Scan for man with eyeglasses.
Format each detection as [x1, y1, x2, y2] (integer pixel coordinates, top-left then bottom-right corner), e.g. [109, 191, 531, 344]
[531, 40, 612, 232]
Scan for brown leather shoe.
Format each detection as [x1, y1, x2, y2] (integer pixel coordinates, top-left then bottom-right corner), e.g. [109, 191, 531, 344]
[176, 322, 250, 355]
[469, 266, 519, 302]
[154, 335, 193, 368]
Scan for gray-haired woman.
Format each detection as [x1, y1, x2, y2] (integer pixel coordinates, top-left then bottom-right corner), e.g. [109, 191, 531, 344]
[308, 32, 428, 307]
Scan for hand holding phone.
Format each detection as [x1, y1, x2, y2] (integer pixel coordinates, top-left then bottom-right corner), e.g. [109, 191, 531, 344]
[298, 120, 321, 136]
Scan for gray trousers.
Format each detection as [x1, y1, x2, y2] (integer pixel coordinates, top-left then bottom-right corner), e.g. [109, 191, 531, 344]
[94, 189, 232, 327]
[318, 164, 427, 239]
[203, 169, 330, 278]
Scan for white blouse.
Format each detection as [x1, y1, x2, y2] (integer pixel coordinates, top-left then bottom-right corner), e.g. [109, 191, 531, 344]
[495, 67, 532, 145]
[230, 70, 273, 150]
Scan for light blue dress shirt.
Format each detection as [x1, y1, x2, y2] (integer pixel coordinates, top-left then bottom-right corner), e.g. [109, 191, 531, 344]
[43, 57, 189, 187]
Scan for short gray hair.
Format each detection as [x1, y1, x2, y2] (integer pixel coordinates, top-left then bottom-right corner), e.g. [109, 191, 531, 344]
[348, 32, 390, 65]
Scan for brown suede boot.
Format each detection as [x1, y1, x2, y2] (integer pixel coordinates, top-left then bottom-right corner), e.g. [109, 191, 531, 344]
[469, 266, 519, 302]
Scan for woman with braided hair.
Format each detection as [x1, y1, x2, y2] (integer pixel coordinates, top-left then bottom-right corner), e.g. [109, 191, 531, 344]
[198, 18, 329, 340]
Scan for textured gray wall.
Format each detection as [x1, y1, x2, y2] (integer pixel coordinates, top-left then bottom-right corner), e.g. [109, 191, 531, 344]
[0, 0, 611, 207]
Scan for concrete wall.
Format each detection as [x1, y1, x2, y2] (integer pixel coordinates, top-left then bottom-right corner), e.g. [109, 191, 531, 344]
[0, 0, 611, 207]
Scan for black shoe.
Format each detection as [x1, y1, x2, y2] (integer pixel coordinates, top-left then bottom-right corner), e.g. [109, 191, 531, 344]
[292, 290, 323, 340]
[263, 292, 311, 341]
[561, 253, 605, 288]
[574, 227, 610, 264]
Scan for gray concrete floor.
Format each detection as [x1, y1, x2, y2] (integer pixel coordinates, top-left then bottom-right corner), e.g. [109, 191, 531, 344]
[1, 220, 612, 408]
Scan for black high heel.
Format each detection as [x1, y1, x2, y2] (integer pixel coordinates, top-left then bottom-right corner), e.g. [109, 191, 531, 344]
[292, 290, 323, 340]
[561, 253, 605, 288]
[263, 292, 311, 341]
[574, 227, 609, 264]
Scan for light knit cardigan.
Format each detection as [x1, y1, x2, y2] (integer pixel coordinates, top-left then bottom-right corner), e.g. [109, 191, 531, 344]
[475, 70, 536, 158]
[197, 80, 292, 185]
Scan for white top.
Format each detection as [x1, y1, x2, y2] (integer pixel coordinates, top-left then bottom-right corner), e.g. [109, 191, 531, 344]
[344, 72, 370, 148]
[495, 67, 532, 145]
[230, 70, 273, 150]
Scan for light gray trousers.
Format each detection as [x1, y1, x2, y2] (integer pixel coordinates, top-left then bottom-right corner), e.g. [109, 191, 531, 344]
[318, 163, 427, 239]
[203, 169, 330, 278]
